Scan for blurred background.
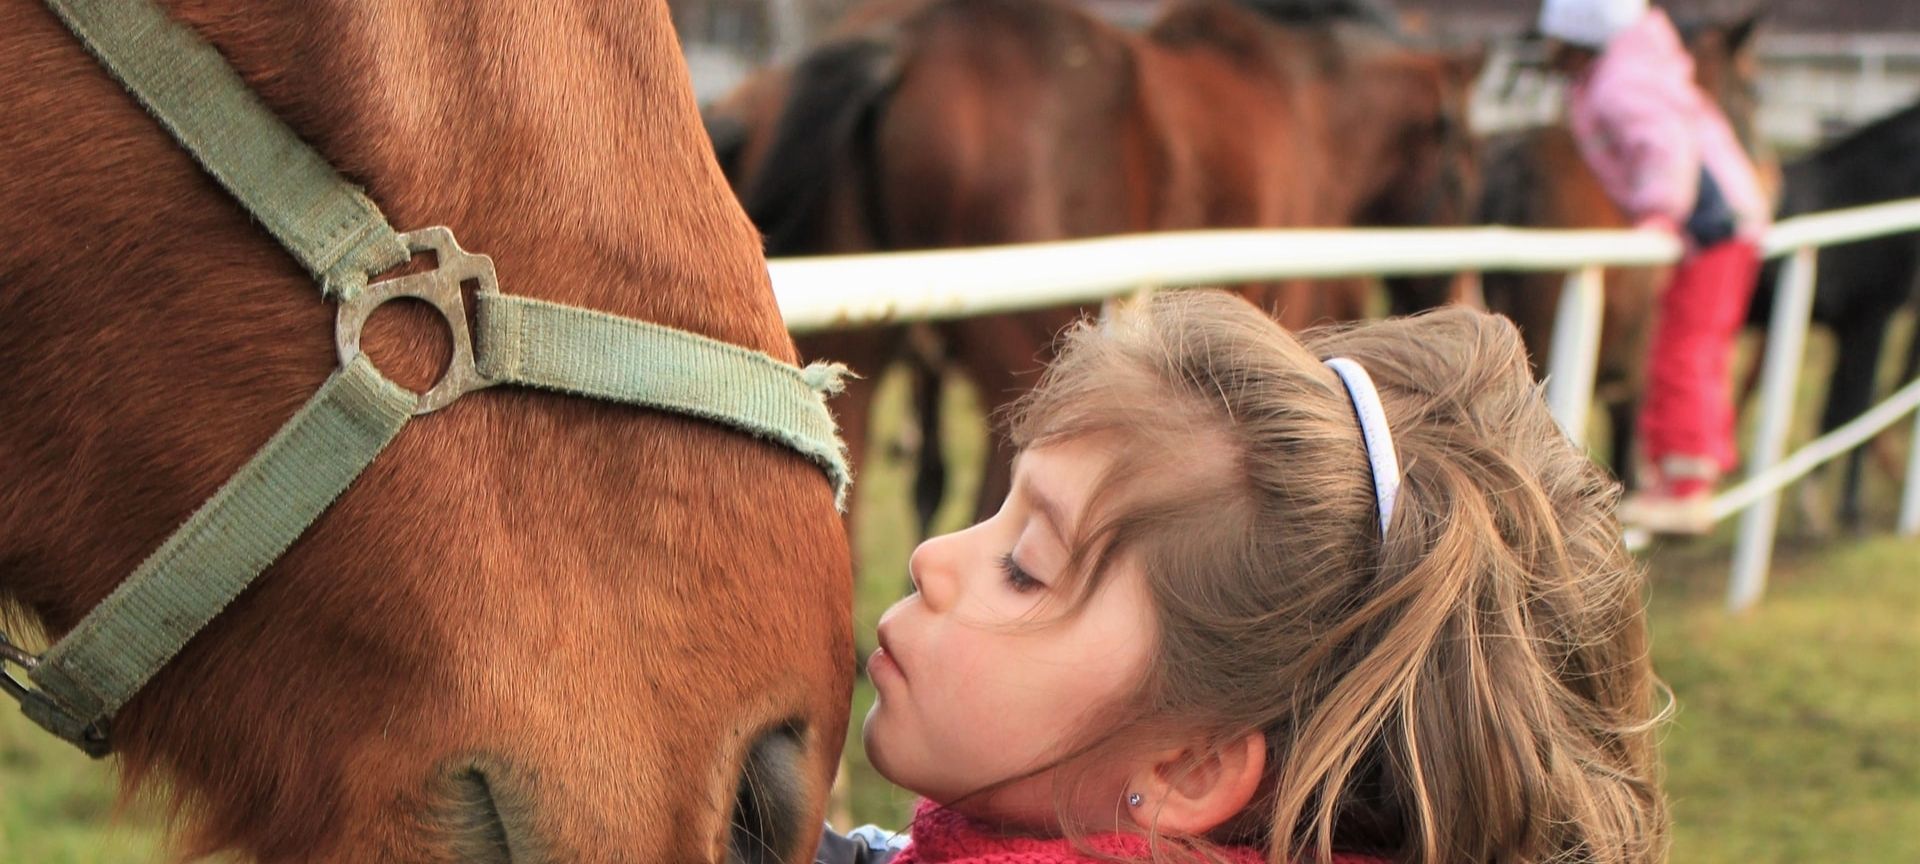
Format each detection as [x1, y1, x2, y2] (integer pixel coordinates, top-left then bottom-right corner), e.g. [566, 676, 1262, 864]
[5, 1, 1918, 862]
[674, 0, 1920, 150]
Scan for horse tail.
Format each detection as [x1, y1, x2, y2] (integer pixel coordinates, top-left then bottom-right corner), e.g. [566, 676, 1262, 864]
[743, 38, 899, 256]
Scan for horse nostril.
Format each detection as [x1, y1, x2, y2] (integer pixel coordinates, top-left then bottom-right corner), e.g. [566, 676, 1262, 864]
[727, 723, 810, 864]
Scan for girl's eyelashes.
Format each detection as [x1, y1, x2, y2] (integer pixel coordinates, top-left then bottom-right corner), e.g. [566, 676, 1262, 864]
[999, 553, 1045, 593]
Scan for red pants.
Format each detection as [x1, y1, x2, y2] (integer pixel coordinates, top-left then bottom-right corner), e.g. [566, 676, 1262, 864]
[1638, 240, 1762, 473]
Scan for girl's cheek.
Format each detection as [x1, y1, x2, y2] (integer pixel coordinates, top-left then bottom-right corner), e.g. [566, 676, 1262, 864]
[937, 636, 1026, 733]
[973, 592, 1034, 625]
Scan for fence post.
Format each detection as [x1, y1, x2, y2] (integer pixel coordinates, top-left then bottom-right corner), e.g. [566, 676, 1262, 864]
[1729, 247, 1818, 612]
[1545, 265, 1605, 448]
[1901, 405, 1920, 536]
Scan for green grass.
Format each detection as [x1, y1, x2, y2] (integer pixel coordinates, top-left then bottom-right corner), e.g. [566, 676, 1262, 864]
[0, 708, 164, 863]
[4, 325, 1916, 861]
[1648, 536, 1920, 864]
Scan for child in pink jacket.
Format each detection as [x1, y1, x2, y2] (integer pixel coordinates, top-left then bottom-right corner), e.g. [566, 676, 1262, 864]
[1539, 0, 1771, 532]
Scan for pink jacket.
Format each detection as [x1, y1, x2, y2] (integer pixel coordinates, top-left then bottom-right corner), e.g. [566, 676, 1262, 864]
[1567, 10, 1770, 240]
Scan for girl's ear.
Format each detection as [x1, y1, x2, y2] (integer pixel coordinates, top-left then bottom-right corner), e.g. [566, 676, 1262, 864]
[1125, 731, 1266, 837]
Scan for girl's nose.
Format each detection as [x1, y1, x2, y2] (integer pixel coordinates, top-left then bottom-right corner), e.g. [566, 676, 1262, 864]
[905, 532, 959, 612]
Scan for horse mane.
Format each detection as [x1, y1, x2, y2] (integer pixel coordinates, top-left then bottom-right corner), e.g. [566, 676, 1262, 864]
[1232, 0, 1401, 32]
[742, 37, 897, 255]
[1670, 15, 1716, 44]
[1151, 0, 1385, 75]
[1672, 9, 1764, 51]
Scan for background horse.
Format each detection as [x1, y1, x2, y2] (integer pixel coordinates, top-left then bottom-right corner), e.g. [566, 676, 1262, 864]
[722, 0, 1481, 539]
[1479, 12, 1765, 479]
[0, 2, 849, 862]
[1479, 128, 1667, 472]
[1748, 98, 1920, 531]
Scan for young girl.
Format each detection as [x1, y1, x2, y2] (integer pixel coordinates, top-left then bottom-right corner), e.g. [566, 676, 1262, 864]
[1537, 0, 1773, 532]
[819, 291, 1668, 864]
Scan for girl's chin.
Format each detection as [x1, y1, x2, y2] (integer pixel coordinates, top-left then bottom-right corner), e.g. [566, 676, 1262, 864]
[860, 709, 922, 795]
[861, 716, 1060, 826]
[860, 723, 980, 813]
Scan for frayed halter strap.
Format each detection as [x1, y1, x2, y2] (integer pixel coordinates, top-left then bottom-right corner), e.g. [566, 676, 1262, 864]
[1324, 358, 1401, 536]
[3, 0, 850, 757]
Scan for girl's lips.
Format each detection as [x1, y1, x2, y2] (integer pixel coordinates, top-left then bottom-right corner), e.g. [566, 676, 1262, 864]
[870, 630, 906, 683]
[868, 646, 903, 683]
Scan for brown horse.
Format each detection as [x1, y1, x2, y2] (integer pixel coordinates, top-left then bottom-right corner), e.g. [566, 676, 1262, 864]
[1, 2, 849, 862]
[718, 0, 1481, 535]
[1478, 129, 1667, 470]
[1479, 11, 1766, 477]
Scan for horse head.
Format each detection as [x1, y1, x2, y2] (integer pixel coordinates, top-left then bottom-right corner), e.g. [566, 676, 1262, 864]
[1353, 44, 1486, 231]
[1331, 37, 1487, 312]
[1680, 8, 1767, 158]
[0, 2, 851, 861]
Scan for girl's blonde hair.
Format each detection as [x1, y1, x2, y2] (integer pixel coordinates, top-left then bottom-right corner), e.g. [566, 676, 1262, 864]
[1008, 291, 1667, 864]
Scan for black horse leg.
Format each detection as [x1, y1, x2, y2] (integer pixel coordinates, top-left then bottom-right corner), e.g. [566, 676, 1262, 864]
[1384, 274, 1456, 316]
[1609, 395, 1639, 489]
[1824, 316, 1889, 530]
[910, 349, 948, 539]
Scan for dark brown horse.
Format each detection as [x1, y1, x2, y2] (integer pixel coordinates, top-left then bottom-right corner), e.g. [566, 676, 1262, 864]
[1, 2, 849, 862]
[1479, 11, 1766, 477]
[718, 0, 1481, 535]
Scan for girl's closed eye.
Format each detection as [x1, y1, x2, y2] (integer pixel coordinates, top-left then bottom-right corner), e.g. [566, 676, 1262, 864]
[999, 553, 1045, 593]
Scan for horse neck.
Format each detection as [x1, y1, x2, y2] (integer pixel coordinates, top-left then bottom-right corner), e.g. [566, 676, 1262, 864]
[1803, 103, 1920, 208]
[166, 0, 786, 354]
[1150, 11, 1443, 227]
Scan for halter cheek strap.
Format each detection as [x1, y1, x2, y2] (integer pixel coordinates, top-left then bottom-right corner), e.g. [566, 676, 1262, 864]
[1323, 358, 1401, 536]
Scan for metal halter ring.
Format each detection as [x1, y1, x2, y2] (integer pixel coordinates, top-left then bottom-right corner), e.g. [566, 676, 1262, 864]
[336, 226, 497, 415]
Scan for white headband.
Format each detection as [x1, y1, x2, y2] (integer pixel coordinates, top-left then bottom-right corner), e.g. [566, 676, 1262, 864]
[1323, 357, 1401, 535]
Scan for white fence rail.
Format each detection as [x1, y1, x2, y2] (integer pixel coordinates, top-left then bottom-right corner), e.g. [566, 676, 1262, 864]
[771, 197, 1920, 612]
[774, 228, 1680, 332]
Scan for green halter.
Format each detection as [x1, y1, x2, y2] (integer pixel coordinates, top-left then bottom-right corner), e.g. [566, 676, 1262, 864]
[6, 0, 851, 757]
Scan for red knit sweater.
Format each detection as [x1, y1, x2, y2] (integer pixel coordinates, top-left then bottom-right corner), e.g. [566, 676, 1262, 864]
[890, 801, 1388, 864]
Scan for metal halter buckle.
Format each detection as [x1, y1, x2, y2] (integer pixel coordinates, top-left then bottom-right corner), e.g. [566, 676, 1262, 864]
[0, 629, 38, 704]
[3, 630, 112, 758]
[335, 226, 497, 415]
